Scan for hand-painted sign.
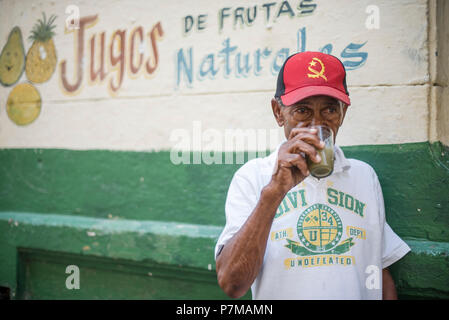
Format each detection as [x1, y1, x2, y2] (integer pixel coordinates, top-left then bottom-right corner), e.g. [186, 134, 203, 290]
[59, 15, 164, 96]
[176, 27, 368, 88]
[175, 0, 367, 88]
[2, 0, 431, 150]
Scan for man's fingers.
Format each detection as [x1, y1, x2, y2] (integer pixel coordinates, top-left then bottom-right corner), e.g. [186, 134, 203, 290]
[278, 153, 300, 167]
[278, 153, 309, 177]
[288, 127, 325, 153]
[287, 139, 321, 163]
[289, 131, 325, 151]
[289, 154, 309, 177]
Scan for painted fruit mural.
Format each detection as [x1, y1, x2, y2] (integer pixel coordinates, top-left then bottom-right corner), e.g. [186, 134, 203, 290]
[1, 13, 58, 126]
[25, 13, 57, 83]
[6, 83, 42, 126]
[0, 27, 25, 87]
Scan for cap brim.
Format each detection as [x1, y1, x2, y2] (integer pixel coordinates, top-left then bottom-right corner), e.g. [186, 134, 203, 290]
[281, 86, 351, 106]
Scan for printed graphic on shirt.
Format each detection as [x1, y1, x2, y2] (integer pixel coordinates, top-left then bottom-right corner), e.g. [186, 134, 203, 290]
[274, 189, 307, 219]
[284, 204, 355, 257]
[327, 187, 366, 217]
[271, 228, 294, 241]
[347, 226, 366, 240]
[272, 186, 368, 268]
[284, 255, 355, 269]
[275, 187, 367, 220]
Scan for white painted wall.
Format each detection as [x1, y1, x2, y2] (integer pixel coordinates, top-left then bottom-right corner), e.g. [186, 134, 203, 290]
[0, 0, 445, 151]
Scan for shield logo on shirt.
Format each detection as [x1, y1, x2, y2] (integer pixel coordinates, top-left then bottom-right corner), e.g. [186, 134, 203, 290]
[285, 203, 354, 256]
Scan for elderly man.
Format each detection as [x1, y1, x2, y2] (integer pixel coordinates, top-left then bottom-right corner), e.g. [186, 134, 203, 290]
[215, 51, 410, 300]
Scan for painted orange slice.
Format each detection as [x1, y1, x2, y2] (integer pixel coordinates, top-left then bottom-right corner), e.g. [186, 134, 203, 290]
[6, 82, 42, 125]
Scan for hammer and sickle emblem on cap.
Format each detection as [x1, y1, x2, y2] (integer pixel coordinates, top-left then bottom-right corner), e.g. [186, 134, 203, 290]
[307, 57, 328, 81]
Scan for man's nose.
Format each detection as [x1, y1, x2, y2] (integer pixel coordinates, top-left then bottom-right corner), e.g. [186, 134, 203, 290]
[310, 113, 325, 126]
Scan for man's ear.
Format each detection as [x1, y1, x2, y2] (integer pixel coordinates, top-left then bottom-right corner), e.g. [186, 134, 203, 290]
[271, 98, 285, 127]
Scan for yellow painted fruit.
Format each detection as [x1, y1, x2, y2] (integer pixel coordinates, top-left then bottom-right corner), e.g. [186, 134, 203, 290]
[6, 83, 42, 126]
[26, 38, 57, 83]
[25, 13, 57, 83]
[0, 27, 25, 86]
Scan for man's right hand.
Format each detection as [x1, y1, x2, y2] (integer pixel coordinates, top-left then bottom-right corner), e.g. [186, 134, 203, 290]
[270, 127, 324, 195]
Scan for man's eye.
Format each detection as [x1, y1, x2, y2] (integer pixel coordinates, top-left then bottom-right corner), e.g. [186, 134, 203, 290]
[295, 106, 309, 113]
[324, 106, 338, 113]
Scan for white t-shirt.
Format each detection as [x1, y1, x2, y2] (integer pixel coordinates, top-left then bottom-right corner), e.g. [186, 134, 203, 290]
[215, 143, 411, 300]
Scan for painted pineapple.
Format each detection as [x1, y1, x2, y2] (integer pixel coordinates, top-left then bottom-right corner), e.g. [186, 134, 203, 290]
[26, 13, 57, 83]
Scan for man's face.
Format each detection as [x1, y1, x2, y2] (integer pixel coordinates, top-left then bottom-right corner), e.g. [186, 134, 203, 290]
[271, 95, 349, 141]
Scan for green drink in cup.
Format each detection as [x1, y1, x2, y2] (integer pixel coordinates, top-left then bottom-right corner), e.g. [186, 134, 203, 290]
[306, 125, 334, 178]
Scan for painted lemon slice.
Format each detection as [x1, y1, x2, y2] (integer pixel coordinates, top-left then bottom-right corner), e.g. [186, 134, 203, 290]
[6, 82, 42, 125]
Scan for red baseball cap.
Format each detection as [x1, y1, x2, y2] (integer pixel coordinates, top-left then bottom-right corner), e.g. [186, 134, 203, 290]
[275, 51, 350, 106]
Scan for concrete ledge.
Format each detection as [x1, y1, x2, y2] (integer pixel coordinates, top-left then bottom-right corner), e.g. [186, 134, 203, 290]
[13, 247, 230, 299]
[0, 211, 227, 299]
[0, 211, 221, 270]
[1, 211, 449, 299]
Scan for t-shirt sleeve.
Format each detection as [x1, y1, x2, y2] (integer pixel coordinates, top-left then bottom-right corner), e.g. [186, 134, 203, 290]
[373, 170, 411, 268]
[382, 222, 411, 269]
[214, 164, 260, 260]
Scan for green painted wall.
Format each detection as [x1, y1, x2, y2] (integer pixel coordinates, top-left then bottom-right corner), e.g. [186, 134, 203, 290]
[0, 142, 448, 299]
